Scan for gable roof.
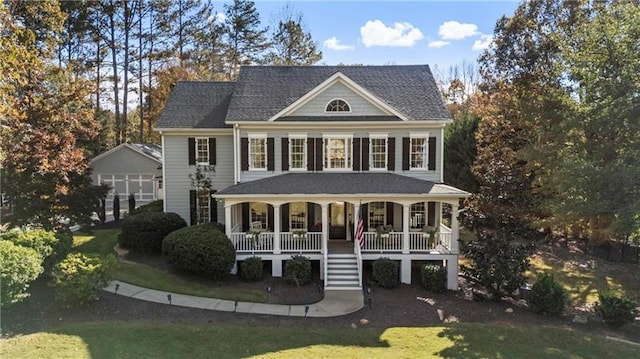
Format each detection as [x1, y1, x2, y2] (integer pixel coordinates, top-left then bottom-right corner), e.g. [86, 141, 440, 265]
[91, 143, 162, 164]
[226, 65, 449, 122]
[156, 81, 234, 129]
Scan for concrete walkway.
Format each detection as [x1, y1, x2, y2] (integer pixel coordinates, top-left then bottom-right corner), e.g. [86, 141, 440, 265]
[103, 281, 364, 318]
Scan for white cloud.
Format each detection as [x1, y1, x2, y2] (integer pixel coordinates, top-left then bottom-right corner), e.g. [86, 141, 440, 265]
[438, 21, 478, 40]
[427, 40, 451, 48]
[214, 12, 226, 24]
[472, 34, 493, 51]
[360, 20, 424, 47]
[323, 36, 355, 51]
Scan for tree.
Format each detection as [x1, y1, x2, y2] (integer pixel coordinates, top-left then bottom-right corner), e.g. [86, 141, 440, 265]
[223, 0, 270, 79]
[444, 113, 479, 193]
[262, 9, 321, 65]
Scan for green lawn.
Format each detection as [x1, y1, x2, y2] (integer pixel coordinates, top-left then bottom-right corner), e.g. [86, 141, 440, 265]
[72, 229, 266, 303]
[2, 322, 638, 359]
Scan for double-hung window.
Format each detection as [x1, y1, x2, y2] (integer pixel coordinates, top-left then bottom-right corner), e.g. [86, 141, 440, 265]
[289, 135, 307, 170]
[197, 190, 210, 224]
[196, 138, 209, 165]
[249, 135, 267, 170]
[369, 202, 385, 229]
[369, 134, 388, 170]
[410, 134, 429, 170]
[410, 202, 425, 230]
[323, 135, 352, 170]
[289, 202, 307, 230]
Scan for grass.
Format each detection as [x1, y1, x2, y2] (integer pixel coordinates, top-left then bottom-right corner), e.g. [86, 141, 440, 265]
[72, 229, 267, 303]
[2, 322, 638, 359]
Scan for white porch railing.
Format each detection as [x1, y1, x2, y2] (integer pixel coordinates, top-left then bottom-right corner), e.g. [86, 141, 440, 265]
[230, 232, 274, 253]
[408, 225, 453, 253]
[361, 232, 403, 253]
[280, 232, 322, 252]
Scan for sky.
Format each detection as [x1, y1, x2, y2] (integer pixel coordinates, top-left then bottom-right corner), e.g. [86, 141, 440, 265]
[213, 1, 521, 71]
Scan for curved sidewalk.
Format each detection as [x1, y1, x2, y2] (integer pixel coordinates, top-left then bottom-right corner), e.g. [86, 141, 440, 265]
[103, 281, 364, 318]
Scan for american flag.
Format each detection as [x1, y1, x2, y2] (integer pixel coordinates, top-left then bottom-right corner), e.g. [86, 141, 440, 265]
[355, 203, 364, 247]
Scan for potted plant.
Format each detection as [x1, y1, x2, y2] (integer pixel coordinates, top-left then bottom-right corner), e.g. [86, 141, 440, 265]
[246, 230, 261, 247]
[426, 228, 438, 247]
[292, 230, 307, 240]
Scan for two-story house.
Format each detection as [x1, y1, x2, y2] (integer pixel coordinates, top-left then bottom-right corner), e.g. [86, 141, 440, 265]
[156, 65, 469, 292]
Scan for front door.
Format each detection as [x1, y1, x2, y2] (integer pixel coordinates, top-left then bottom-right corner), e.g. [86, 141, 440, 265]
[329, 202, 346, 239]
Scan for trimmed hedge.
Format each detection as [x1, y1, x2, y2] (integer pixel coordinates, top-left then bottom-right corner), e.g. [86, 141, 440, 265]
[240, 256, 263, 282]
[285, 255, 312, 286]
[372, 258, 399, 288]
[595, 291, 638, 328]
[52, 253, 116, 306]
[162, 224, 236, 280]
[420, 263, 447, 293]
[129, 200, 164, 216]
[119, 212, 187, 254]
[0, 241, 43, 306]
[0, 229, 72, 271]
[529, 274, 567, 316]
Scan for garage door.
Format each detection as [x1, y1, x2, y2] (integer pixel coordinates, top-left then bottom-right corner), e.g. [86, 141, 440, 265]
[98, 173, 156, 201]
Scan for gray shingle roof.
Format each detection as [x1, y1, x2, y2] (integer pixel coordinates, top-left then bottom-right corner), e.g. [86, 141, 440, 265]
[156, 81, 234, 129]
[226, 65, 450, 122]
[216, 173, 469, 197]
[128, 143, 162, 162]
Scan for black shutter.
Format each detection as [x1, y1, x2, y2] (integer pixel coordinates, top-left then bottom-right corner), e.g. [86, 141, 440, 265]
[307, 138, 315, 171]
[387, 137, 395, 170]
[188, 138, 196, 165]
[362, 138, 370, 171]
[268, 205, 274, 231]
[428, 201, 436, 227]
[267, 137, 274, 171]
[210, 190, 217, 223]
[353, 138, 361, 171]
[240, 137, 248, 171]
[386, 202, 394, 226]
[315, 137, 323, 171]
[402, 137, 410, 170]
[281, 203, 290, 232]
[281, 137, 289, 171]
[307, 203, 315, 231]
[362, 203, 369, 231]
[242, 202, 250, 231]
[189, 190, 197, 225]
[208, 138, 216, 165]
[428, 136, 436, 171]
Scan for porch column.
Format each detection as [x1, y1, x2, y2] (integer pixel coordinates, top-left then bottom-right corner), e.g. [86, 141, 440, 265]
[273, 204, 281, 254]
[224, 204, 232, 238]
[402, 204, 410, 254]
[451, 202, 460, 254]
[321, 204, 329, 254]
[435, 201, 443, 227]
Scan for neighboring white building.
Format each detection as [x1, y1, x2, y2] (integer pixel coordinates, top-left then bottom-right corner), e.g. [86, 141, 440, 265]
[90, 143, 163, 208]
[156, 65, 470, 291]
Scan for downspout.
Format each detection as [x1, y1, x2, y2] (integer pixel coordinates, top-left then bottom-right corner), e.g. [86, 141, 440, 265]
[160, 131, 167, 212]
[234, 124, 239, 184]
[440, 127, 445, 183]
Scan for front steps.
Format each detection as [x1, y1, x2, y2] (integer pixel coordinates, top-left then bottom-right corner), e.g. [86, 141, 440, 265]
[325, 253, 361, 290]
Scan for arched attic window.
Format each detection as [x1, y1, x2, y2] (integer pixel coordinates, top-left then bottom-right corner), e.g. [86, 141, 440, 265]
[325, 99, 351, 112]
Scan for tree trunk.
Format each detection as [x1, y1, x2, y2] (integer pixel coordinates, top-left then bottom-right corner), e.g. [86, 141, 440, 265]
[108, 2, 121, 144]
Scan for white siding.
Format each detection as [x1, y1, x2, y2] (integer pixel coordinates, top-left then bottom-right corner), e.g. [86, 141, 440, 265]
[163, 134, 234, 225]
[289, 82, 387, 117]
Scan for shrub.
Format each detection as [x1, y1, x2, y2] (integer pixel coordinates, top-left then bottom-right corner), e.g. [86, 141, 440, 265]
[529, 273, 568, 316]
[421, 263, 447, 293]
[595, 291, 638, 328]
[0, 241, 43, 306]
[118, 212, 187, 254]
[128, 193, 136, 212]
[98, 198, 106, 224]
[52, 253, 116, 306]
[129, 200, 164, 216]
[113, 194, 120, 221]
[372, 258, 399, 288]
[285, 255, 311, 286]
[240, 256, 263, 281]
[205, 222, 226, 234]
[1, 229, 72, 271]
[162, 224, 235, 280]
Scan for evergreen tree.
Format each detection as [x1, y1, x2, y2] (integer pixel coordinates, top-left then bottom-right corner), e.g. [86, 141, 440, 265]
[263, 11, 322, 65]
[223, 0, 269, 79]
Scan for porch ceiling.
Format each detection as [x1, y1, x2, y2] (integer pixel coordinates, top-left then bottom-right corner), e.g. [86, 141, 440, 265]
[215, 173, 470, 198]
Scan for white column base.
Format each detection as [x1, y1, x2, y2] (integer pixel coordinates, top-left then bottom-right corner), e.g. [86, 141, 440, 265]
[400, 258, 412, 284]
[446, 257, 459, 290]
[272, 259, 282, 277]
[319, 258, 324, 280]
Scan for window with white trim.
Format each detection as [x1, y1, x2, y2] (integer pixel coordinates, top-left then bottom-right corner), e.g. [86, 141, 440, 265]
[410, 202, 425, 229]
[250, 202, 268, 229]
[197, 190, 210, 224]
[370, 136, 387, 170]
[369, 202, 386, 229]
[289, 136, 307, 170]
[289, 202, 307, 230]
[196, 138, 209, 165]
[249, 136, 267, 170]
[325, 99, 350, 112]
[323, 136, 352, 170]
[410, 135, 429, 169]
